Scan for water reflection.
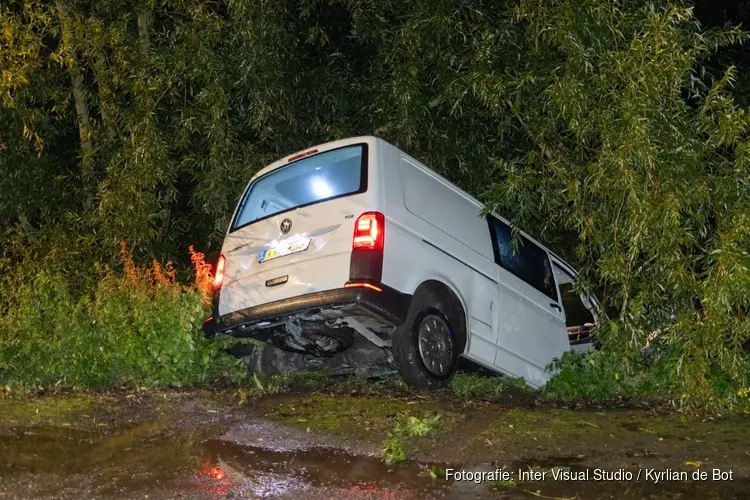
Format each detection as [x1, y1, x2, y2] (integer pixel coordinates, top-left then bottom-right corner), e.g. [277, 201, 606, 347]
[2, 420, 750, 499]
[197, 460, 232, 497]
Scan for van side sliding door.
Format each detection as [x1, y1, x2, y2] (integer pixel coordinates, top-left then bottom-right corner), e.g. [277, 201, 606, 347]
[487, 216, 569, 388]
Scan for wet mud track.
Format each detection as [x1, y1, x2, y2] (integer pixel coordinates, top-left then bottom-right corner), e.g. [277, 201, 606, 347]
[0, 422, 447, 499]
[0, 393, 449, 499]
[1, 390, 749, 499]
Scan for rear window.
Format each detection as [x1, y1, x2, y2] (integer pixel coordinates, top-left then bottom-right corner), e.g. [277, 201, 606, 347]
[488, 216, 558, 301]
[232, 144, 367, 230]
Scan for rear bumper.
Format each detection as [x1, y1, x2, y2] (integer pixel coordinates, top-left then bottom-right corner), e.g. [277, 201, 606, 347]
[202, 282, 411, 339]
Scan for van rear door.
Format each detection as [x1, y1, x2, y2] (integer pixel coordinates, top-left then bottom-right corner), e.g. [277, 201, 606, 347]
[218, 144, 372, 316]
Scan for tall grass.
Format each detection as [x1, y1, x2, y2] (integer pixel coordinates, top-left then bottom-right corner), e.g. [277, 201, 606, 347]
[0, 243, 240, 389]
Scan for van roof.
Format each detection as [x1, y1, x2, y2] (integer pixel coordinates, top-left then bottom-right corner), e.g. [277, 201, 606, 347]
[250, 136, 378, 181]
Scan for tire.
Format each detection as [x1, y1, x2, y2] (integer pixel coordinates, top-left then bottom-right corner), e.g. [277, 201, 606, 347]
[392, 290, 460, 389]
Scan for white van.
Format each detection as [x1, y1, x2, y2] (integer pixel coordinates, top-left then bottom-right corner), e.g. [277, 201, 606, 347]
[203, 136, 599, 389]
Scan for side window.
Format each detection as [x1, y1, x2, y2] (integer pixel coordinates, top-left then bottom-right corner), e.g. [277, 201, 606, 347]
[488, 216, 558, 302]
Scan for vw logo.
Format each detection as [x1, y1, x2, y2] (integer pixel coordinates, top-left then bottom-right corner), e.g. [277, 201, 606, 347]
[280, 218, 292, 234]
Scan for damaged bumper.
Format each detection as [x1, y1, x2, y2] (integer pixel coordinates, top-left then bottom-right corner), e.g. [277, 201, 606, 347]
[202, 282, 411, 339]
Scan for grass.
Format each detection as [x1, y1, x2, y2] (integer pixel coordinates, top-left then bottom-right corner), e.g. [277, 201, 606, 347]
[480, 408, 621, 441]
[262, 388, 460, 464]
[450, 372, 530, 400]
[265, 393, 442, 439]
[470, 406, 750, 463]
[381, 414, 442, 465]
[0, 392, 95, 427]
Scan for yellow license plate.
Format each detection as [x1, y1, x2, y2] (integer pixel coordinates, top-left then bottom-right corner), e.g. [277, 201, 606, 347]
[259, 238, 311, 263]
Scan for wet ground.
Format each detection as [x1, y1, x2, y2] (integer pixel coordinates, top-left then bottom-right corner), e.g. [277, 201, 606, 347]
[1, 383, 749, 499]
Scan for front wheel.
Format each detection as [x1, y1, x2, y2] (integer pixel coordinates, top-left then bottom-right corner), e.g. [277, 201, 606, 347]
[392, 301, 459, 389]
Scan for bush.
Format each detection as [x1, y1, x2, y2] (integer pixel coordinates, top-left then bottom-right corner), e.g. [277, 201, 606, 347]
[544, 320, 750, 413]
[0, 243, 238, 388]
[381, 414, 442, 465]
[544, 349, 673, 403]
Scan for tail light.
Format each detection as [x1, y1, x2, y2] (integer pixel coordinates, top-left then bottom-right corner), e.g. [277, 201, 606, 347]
[349, 212, 384, 283]
[288, 149, 318, 163]
[214, 254, 226, 290]
[353, 212, 385, 251]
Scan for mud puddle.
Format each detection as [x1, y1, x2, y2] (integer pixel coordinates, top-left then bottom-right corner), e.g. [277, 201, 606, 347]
[3, 422, 749, 500]
[2, 391, 750, 499]
[0, 419, 449, 499]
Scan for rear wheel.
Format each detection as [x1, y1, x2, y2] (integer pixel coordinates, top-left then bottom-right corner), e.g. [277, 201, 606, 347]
[416, 315, 456, 378]
[392, 291, 460, 389]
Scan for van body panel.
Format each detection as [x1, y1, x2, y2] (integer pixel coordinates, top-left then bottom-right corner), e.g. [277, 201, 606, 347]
[399, 156, 495, 262]
[220, 240, 351, 316]
[466, 272, 499, 365]
[381, 147, 571, 388]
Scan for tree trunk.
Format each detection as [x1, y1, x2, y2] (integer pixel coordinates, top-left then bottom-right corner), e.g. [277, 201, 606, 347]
[137, 8, 152, 60]
[92, 47, 116, 137]
[56, 0, 93, 159]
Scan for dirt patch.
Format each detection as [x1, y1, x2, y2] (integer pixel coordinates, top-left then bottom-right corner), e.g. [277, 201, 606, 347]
[412, 406, 750, 469]
[2, 387, 750, 499]
[261, 393, 459, 444]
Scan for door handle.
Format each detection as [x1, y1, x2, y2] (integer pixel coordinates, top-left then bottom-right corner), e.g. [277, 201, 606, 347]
[550, 302, 562, 311]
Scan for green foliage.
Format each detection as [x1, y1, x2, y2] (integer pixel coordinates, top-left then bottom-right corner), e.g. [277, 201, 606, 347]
[451, 372, 529, 399]
[381, 436, 407, 466]
[544, 349, 673, 402]
[0, 253, 230, 389]
[487, 477, 516, 490]
[546, 320, 750, 412]
[381, 414, 441, 465]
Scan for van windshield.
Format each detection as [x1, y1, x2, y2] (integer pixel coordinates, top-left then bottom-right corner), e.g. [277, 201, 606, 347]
[232, 145, 367, 230]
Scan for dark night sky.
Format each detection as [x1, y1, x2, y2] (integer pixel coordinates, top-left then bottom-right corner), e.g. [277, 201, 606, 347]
[694, 0, 750, 105]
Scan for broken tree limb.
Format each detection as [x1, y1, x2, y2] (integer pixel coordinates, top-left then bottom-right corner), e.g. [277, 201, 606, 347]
[56, 0, 93, 158]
